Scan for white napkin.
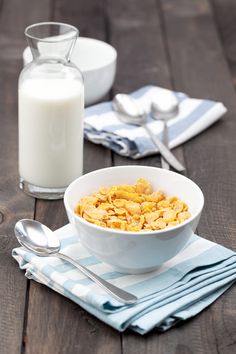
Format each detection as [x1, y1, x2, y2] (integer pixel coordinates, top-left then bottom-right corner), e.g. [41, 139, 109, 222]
[12, 224, 236, 334]
[84, 85, 227, 158]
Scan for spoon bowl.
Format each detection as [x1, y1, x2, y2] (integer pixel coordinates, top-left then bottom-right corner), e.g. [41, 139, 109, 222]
[112, 94, 146, 125]
[150, 91, 181, 170]
[151, 91, 179, 121]
[15, 219, 60, 256]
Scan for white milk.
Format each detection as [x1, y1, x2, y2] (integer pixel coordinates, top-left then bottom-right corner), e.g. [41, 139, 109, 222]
[18, 78, 84, 188]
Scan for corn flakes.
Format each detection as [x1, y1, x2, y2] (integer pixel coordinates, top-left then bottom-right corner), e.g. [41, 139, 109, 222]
[74, 178, 191, 232]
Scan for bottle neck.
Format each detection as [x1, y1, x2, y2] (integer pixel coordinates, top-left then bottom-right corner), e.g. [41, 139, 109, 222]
[28, 37, 77, 63]
[25, 22, 78, 62]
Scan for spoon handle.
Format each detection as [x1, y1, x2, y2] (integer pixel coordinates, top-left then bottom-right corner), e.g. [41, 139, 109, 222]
[143, 123, 185, 172]
[161, 122, 170, 170]
[56, 253, 137, 304]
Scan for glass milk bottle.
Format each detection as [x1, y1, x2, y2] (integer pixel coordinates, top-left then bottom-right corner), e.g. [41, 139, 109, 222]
[18, 22, 84, 199]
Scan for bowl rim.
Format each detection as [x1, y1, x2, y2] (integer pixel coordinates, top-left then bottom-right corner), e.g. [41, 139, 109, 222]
[76, 37, 117, 72]
[64, 165, 204, 236]
[23, 36, 117, 73]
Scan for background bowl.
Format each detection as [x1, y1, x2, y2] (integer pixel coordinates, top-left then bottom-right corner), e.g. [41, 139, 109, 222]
[64, 166, 204, 274]
[23, 37, 117, 106]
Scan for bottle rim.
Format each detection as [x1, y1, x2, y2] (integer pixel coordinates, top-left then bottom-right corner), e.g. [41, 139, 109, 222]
[25, 22, 79, 43]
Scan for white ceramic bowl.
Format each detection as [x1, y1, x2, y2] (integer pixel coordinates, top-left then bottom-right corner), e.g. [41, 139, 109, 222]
[23, 37, 117, 106]
[64, 166, 204, 274]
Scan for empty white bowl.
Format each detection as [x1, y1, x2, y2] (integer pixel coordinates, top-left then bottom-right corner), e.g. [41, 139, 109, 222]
[23, 37, 117, 106]
[64, 166, 204, 274]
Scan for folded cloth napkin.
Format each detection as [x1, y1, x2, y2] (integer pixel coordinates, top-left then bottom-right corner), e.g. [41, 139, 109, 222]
[12, 224, 236, 334]
[84, 86, 227, 158]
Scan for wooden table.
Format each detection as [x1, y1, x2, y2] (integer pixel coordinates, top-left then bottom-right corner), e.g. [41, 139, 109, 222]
[1, 0, 236, 353]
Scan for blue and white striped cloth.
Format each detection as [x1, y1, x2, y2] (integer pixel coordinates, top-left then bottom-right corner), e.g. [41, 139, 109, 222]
[84, 86, 227, 158]
[12, 224, 236, 334]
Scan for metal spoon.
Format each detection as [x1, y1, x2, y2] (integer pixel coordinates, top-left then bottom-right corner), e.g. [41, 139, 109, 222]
[112, 94, 185, 172]
[14, 219, 137, 305]
[151, 91, 181, 170]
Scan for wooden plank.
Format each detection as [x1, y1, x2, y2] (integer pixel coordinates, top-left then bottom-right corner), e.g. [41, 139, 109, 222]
[160, 0, 236, 352]
[0, 1, 51, 354]
[107, 0, 188, 352]
[51, 0, 107, 41]
[26, 283, 121, 354]
[108, 0, 185, 168]
[210, 0, 236, 87]
[24, 1, 120, 354]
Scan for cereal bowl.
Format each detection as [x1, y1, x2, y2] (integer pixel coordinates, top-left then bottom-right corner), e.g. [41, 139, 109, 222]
[64, 166, 204, 274]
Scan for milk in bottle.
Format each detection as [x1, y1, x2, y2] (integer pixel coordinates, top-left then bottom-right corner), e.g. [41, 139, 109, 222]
[18, 22, 84, 199]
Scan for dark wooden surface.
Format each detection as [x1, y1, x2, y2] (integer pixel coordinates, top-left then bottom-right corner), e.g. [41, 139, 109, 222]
[0, 0, 235, 353]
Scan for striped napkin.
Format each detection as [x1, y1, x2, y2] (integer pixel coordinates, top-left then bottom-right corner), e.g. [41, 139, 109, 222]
[84, 86, 227, 158]
[12, 224, 236, 334]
